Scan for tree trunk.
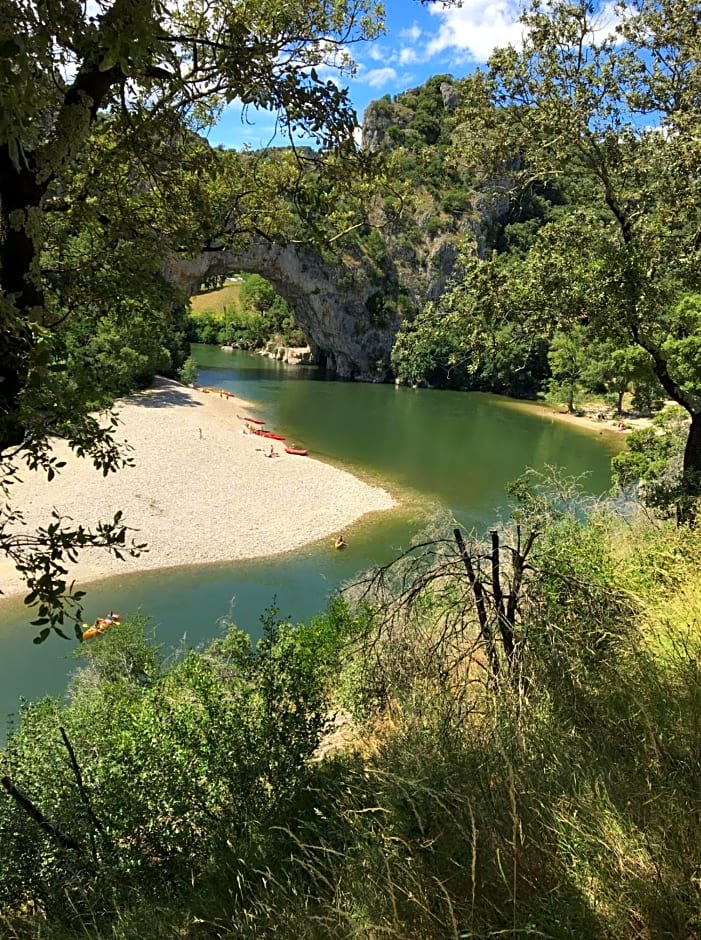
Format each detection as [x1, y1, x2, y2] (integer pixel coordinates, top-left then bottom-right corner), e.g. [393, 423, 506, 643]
[679, 410, 701, 524]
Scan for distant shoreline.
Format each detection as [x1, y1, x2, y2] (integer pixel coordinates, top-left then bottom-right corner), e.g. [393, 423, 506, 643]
[0, 378, 396, 601]
[493, 396, 652, 440]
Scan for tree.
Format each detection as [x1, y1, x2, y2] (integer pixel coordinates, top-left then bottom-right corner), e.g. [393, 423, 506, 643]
[546, 327, 589, 414]
[587, 342, 659, 416]
[1, 0, 385, 454]
[453, 0, 701, 518]
[611, 406, 689, 511]
[0, 0, 457, 631]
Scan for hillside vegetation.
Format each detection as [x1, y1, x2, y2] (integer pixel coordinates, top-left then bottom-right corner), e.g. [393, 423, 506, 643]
[2, 482, 701, 938]
[186, 274, 305, 350]
[189, 283, 243, 316]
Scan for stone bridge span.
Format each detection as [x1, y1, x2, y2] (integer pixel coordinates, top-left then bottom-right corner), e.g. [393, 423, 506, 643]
[165, 239, 402, 380]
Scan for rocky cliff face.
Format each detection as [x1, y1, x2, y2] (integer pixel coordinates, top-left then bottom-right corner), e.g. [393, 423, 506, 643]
[165, 78, 510, 381]
[164, 241, 399, 381]
[360, 77, 509, 297]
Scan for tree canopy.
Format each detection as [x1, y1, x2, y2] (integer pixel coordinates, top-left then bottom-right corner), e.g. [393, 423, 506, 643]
[0, 0, 457, 631]
[444, 0, 701, 515]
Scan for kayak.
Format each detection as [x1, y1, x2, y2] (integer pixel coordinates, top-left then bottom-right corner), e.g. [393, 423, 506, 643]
[284, 446, 308, 456]
[255, 430, 286, 441]
[236, 413, 265, 425]
[82, 613, 120, 640]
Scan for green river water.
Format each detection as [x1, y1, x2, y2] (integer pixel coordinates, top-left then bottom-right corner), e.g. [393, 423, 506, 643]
[0, 346, 622, 726]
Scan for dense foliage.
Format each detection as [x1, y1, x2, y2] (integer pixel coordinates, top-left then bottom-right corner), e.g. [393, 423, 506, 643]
[440, 0, 701, 512]
[0, 602, 356, 918]
[2, 488, 701, 938]
[187, 274, 305, 350]
[381, 0, 701, 521]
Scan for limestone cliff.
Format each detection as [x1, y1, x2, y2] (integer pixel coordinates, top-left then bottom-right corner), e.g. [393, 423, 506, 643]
[165, 241, 398, 381]
[167, 76, 511, 381]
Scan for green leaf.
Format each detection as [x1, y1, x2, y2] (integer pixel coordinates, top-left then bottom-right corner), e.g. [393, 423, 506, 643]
[99, 48, 119, 72]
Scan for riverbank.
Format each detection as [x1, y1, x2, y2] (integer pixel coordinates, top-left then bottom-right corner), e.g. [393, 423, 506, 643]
[495, 397, 653, 438]
[0, 378, 396, 601]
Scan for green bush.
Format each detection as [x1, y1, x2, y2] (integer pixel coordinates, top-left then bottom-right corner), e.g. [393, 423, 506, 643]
[178, 356, 198, 385]
[0, 608, 345, 926]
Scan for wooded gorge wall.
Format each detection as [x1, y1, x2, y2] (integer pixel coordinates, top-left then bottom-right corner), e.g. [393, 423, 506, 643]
[167, 78, 510, 379]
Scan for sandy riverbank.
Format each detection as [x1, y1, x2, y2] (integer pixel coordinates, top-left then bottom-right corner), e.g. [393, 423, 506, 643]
[494, 397, 653, 438]
[0, 378, 396, 600]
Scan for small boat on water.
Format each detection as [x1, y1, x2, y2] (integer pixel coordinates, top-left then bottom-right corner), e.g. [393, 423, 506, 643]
[82, 613, 121, 641]
[285, 446, 308, 456]
[236, 413, 265, 425]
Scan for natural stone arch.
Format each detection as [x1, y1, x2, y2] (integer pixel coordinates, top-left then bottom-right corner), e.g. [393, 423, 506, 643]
[164, 238, 402, 380]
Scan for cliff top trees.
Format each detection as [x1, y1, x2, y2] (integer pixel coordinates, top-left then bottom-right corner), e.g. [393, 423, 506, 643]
[452, 0, 701, 517]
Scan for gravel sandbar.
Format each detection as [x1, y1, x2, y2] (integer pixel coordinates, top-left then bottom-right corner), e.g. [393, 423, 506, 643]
[0, 378, 396, 599]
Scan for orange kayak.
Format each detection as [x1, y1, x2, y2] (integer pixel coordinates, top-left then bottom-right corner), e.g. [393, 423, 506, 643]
[82, 614, 120, 640]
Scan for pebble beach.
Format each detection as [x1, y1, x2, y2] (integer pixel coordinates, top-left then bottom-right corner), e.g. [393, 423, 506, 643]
[0, 378, 396, 600]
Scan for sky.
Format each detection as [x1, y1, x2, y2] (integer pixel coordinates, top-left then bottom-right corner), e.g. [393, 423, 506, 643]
[206, 0, 526, 151]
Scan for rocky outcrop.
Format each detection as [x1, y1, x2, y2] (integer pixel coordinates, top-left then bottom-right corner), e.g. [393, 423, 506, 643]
[164, 240, 400, 381]
[164, 76, 512, 382]
[440, 82, 460, 110]
[360, 98, 397, 152]
[263, 345, 315, 366]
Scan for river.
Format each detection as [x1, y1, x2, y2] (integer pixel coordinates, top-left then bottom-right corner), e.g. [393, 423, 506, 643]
[0, 346, 621, 725]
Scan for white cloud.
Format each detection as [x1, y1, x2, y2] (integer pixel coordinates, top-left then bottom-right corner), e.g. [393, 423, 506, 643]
[368, 44, 390, 62]
[425, 0, 525, 63]
[588, 1, 622, 42]
[364, 67, 399, 88]
[400, 24, 422, 42]
[398, 46, 419, 66]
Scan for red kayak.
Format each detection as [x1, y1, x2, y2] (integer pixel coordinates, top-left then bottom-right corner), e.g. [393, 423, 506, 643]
[285, 446, 308, 456]
[256, 430, 286, 441]
[236, 413, 265, 425]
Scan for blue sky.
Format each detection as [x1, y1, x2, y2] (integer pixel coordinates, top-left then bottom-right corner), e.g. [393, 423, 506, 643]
[207, 0, 526, 151]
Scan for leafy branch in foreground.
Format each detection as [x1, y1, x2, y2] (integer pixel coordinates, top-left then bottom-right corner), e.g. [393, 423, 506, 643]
[1, 449, 146, 641]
